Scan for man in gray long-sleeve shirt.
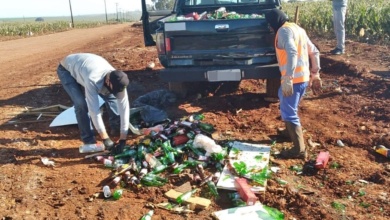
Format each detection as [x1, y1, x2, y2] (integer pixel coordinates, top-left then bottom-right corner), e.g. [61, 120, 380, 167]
[57, 53, 130, 152]
[265, 9, 322, 160]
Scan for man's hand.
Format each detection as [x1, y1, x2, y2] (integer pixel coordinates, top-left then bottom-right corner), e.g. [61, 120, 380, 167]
[310, 73, 322, 95]
[113, 140, 126, 154]
[281, 75, 293, 97]
[103, 138, 114, 151]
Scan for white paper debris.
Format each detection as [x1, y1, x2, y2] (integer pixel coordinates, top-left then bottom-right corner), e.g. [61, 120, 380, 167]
[41, 157, 55, 167]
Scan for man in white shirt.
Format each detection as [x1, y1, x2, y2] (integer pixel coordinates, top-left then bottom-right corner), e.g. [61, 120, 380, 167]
[57, 53, 130, 153]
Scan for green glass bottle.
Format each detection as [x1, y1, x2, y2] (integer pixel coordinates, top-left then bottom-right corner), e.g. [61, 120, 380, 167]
[112, 189, 123, 200]
[186, 142, 204, 156]
[140, 210, 154, 220]
[197, 122, 215, 133]
[176, 188, 197, 204]
[151, 164, 168, 174]
[207, 180, 219, 197]
[114, 149, 137, 159]
[173, 160, 199, 174]
[137, 145, 145, 160]
[140, 175, 165, 187]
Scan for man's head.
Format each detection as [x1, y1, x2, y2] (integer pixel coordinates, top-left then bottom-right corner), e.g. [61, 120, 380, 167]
[265, 9, 288, 33]
[104, 70, 129, 98]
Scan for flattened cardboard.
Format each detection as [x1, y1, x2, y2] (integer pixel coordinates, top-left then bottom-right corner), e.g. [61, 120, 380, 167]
[164, 189, 211, 210]
[216, 141, 271, 193]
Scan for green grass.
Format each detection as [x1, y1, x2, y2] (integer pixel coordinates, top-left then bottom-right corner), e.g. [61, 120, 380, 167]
[0, 12, 141, 37]
[282, 0, 390, 44]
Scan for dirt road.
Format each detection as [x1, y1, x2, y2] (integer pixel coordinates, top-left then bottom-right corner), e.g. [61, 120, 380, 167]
[0, 23, 389, 220]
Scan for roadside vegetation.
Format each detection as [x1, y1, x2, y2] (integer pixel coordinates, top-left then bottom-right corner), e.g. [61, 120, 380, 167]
[0, 12, 141, 39]
[283, 0, 390, 45]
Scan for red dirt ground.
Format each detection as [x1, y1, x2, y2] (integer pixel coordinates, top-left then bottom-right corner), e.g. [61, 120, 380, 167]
[0, 23, 389, 220]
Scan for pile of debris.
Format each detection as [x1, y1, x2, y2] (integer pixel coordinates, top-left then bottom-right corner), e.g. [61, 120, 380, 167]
[85, 113, 283, 219]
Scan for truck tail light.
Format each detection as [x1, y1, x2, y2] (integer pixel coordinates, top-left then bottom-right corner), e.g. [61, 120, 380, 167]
[165, 38, 171, 52]
[156, 33, 165, 54]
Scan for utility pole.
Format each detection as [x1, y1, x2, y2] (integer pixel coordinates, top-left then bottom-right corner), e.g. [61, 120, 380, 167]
[116, 3, 119, 21]
[104, 0, 108, 23]
[68, 0, 74, 28]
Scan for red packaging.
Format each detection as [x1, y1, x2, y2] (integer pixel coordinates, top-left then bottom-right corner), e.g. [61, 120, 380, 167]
[315, 151, 330, 169]
[172, 134, 190, 146]
[234, 178, 258, 206]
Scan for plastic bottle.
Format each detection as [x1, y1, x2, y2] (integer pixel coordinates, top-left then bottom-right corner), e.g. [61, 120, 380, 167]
[79, 142, 105, 153]
[374, 145, 390, 158]
[102, 185, 111, 198]
[315, 151, 330, 169]
[141, 210, 154, 220]
[176, 188, 197, 204]
[234, 178, 258, 206]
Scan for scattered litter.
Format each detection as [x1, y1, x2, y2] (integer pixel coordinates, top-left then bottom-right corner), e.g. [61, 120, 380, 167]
[132, 89, 176, 126]
[373, 145, 389, 158]
[308, 137, 320, 149]
[41, 157, 55, 167]
[212, 202, 284, 220]
[102, 185, 111, 198]
[50, 97, 104, 127]
[270, 166, 280, 173]
[315, 151, 330, 169]
[156, 202, 195, 214]
[146, 62, 155, 70]
[165, 189, 211, 210]
[336, 139, 345, 147]
[140, 210, 154, 220]
[358, 179, 369, 184]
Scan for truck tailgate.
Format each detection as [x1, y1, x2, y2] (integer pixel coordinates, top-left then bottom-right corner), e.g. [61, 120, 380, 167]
[164, 19, 275, 65]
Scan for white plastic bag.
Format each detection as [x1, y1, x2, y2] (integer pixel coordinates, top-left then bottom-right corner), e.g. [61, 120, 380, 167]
[193, 134, 222, 155]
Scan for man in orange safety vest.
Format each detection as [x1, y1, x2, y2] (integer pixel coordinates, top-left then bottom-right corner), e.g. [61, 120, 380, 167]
[265, 9, 322, 160]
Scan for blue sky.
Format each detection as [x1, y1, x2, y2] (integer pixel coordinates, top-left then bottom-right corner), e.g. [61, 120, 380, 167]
[0, 0, 146, 18]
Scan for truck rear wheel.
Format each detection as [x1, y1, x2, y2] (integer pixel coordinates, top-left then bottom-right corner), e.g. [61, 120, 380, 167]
[265, 78, 280, 101]
[168, 82, 188, 99]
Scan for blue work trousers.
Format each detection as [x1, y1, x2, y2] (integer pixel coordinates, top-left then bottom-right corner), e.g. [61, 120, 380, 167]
[278, 82, 308, 126]
[56, 64, 120, 144]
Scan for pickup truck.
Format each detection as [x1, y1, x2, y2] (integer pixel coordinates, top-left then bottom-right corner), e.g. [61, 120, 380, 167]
[141, 0, 282, 98]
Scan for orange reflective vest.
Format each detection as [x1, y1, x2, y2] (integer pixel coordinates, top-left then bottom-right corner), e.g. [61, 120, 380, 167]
[275, 22, 310, 83]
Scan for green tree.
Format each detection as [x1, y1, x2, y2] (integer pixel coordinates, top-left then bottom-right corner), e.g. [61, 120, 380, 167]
[152, 0, 175, 10]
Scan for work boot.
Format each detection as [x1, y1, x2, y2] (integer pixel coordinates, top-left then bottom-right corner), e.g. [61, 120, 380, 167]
[277, 127, 290, 139]
[279, 122, 307, 160]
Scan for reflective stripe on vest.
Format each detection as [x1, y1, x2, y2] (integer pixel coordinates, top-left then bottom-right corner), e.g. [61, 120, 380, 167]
[275, 22, 310, 83]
